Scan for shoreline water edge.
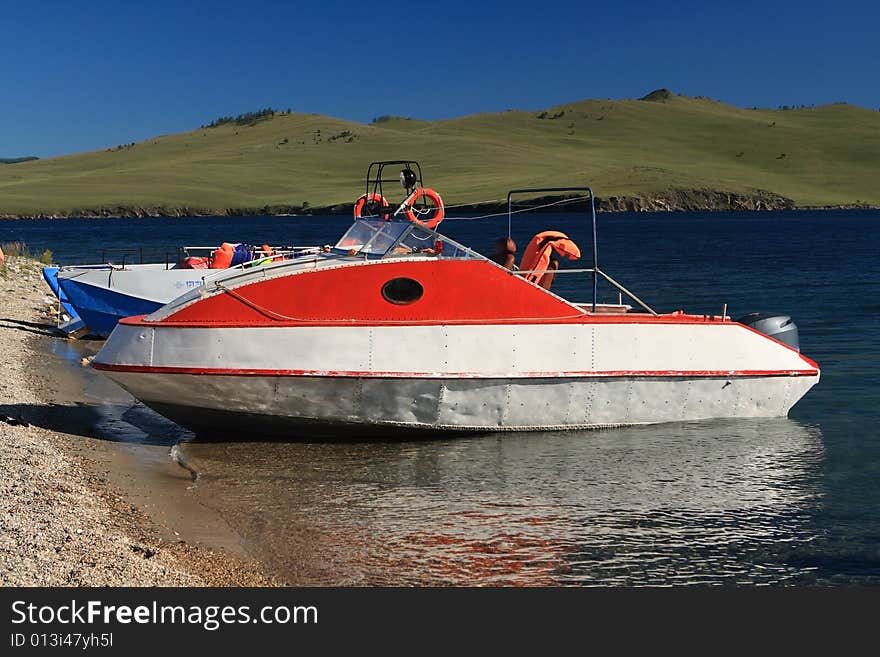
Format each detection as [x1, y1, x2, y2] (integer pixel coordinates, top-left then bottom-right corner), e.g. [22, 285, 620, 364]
[0, 256, 274, 586]
[2, 188, 863, 220]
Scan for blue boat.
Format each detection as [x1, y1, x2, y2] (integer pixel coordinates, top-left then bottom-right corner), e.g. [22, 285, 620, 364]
[51, 245, 319, 337]
[56, 263, 191, 337]
[41, 266, 87, 335]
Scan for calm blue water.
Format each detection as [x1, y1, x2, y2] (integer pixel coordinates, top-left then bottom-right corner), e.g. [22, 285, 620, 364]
[4, 209, 879, 585]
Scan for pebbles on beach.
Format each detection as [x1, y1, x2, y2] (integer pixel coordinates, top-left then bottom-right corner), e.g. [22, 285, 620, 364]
[0, 258, 269, 586]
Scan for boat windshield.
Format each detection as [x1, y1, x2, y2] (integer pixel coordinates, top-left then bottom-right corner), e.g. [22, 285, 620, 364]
[333, 218, 483, 260]
[333, 220, 409, 256]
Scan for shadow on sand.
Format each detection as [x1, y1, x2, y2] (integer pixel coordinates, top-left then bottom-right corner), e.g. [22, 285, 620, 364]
[0, 401, 183, 447]
[0, 317, 60, 337]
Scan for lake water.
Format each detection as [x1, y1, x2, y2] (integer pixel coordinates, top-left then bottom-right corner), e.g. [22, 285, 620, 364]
[3, 209, 878, 585]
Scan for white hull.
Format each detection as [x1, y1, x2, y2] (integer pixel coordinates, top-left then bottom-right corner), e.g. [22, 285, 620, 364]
[57, 263, 207, 304]
[55, 264, 209, 336]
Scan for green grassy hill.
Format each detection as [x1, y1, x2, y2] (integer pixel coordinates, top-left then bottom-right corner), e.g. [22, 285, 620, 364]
[1, 90, 879, 215]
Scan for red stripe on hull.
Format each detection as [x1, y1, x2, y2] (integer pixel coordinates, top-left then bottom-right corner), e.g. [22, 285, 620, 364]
[92, 363, 819, 379]
[122, 313, 746, 328]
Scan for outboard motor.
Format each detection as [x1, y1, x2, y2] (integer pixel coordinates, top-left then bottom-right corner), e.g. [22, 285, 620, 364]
[736, 312, 800, 351]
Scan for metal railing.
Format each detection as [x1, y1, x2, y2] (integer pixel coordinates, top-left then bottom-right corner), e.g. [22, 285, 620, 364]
[512, 267, 657, 315]
[506, 187, 657, 316]
[60, 244, 307, 269]
[199, 246, 325, 285]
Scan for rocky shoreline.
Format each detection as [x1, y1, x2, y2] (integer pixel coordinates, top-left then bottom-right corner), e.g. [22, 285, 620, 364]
[4, 188, 874, 220]
[0, 257, 274, 586]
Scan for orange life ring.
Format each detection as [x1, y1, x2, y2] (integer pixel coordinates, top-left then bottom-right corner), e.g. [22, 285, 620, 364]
[353, 193, 389, 218]
[404, 188, 445, 229]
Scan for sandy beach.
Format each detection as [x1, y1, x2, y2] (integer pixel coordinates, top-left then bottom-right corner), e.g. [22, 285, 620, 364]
[0, 256, 273, 586]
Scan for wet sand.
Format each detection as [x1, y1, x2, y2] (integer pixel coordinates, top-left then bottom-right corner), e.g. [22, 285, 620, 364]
[0, 257, 274, 586]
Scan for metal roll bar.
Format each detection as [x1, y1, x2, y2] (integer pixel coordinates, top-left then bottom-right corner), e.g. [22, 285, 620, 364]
[506, 187, 657, 316]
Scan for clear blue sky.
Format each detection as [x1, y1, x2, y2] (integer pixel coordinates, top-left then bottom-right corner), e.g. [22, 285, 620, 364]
[2, 0, 877, 157]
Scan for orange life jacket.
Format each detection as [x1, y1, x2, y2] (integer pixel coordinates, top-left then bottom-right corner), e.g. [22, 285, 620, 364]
[519, 231, 581, 284]
[210, 242, 236, 269]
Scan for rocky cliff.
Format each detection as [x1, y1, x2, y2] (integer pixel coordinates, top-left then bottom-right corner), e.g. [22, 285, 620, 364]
[0, 189, 813, 219]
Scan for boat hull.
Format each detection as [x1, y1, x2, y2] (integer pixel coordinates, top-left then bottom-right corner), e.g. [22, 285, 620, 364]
[41, 266, 86, 334]
[41, 267, 80, 319]
[59, 280, 163, 337]
[94, 319, 820, 438]
[57, 266, 206, 337]
[102, 370, 818, 438]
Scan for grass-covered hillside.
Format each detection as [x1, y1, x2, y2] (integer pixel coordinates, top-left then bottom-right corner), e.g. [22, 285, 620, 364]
[1, 90, 878, 215]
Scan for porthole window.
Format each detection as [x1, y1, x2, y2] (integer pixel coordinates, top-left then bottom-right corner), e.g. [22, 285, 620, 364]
[381, 277, 424, 305]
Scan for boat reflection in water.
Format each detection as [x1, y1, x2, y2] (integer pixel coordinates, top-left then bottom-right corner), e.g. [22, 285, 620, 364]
[181, 418, 824, 585]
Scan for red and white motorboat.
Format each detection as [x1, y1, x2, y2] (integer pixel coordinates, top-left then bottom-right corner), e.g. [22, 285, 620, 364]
[92, 161, 820, 438]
